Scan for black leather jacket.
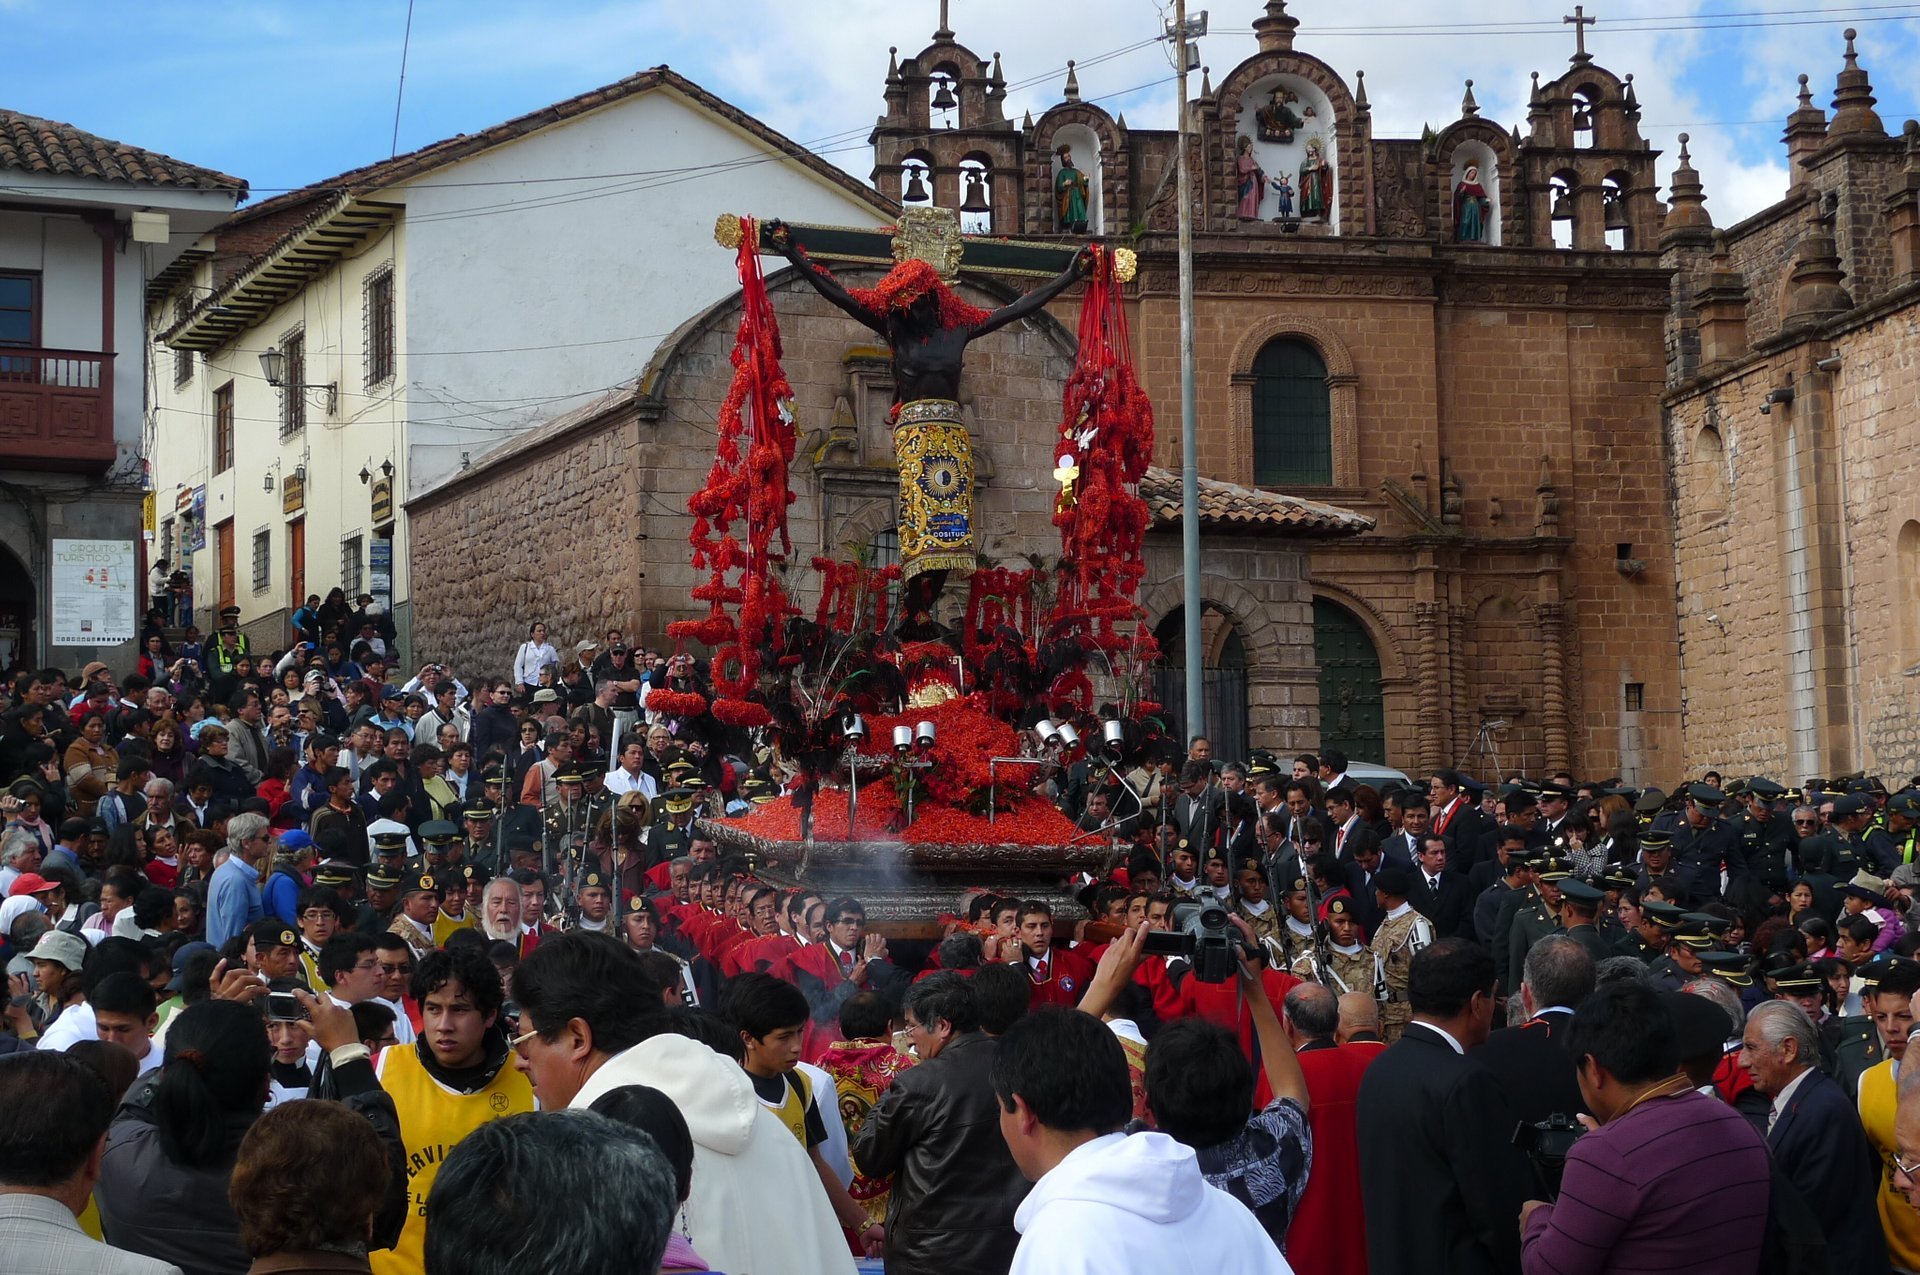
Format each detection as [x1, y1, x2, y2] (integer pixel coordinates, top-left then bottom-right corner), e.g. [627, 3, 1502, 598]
[848, 1030, 1028, 1275]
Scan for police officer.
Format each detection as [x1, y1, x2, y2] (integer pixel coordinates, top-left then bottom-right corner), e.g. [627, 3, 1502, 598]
[208, 604, 252, 676]
[1557, 878, 1613, 965]
[1507, 855, 1570, 995]
[1291, 894, 1385, 1002]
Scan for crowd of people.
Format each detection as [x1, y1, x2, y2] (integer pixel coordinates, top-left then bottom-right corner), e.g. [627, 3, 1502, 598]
[6, 605, 1920, 1274]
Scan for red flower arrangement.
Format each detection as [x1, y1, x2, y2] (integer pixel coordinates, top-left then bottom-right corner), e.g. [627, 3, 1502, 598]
[1044, 246, 1155, 652]
[645, 690, 709, 720]
[669, 215, 801, 721]
[727, 787, 1081, 847]
[844, 257, 992, 330]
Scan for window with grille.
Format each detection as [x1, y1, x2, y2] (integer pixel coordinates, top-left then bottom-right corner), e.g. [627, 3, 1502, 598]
[279, 330, 305, 437]
[341, 535, 364, 597]
[213, 382, 235, 474]
[251, 529, 271, 592]
[1251, 338, 1332, 486]
[364, 268, 394, 387]
[172, 300, 194, 386]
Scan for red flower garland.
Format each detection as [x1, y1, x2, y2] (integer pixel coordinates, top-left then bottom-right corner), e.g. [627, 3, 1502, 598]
[844, 257, 992, 330]
[646, 690, 709, 720]
[669, 215, 801, 720]
[1045, 246, 1155, 651]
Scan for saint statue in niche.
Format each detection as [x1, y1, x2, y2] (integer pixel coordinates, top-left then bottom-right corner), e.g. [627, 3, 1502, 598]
[1054, 145, 1090, 234]
[1270, 173, 1295, 220]
[1235, 135, 1266, 221]
[1256, 87, 1303, 143]
[1453, 163, 1491, 243]
[1298, 135, 1333, 220]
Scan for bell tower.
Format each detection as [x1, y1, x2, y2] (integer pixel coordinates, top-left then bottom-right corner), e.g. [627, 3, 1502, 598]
[870, 3, 1021, 232]
[1517, 19, 1660, 252]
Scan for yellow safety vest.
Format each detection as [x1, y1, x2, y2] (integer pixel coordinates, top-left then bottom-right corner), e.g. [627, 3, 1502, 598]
[370, 1043, 535, 1275]
[1859, 1058, 1920, 1270]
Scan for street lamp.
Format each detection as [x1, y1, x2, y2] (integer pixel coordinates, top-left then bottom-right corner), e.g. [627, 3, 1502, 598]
[259, 346, 338, 415]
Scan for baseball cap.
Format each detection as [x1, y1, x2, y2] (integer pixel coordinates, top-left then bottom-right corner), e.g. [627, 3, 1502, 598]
[5, 873, 56, 898]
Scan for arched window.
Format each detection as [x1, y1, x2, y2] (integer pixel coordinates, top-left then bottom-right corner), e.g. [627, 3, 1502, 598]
[1251, 338, 1331, 486]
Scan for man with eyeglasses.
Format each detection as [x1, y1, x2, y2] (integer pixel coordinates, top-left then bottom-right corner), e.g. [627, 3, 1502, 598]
[371, 932, 419, 1046]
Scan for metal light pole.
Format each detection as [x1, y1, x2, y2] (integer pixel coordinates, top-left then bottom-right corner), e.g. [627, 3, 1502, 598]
[1173, 1, 1205, 747]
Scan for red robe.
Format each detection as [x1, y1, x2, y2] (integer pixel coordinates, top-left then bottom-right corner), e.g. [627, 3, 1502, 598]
[1283, 1042, 1383, 1275]
[1179, 966, 1302, 1060]
[1023, 945, 1097, 1008]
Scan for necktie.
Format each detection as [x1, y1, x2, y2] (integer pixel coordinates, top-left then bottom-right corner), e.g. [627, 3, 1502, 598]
[1429, 874, 1441, 892]
[1767, 1104, 1779, 1134]
[1034, 959, 1049, 981]
[838, 949, 853, 975]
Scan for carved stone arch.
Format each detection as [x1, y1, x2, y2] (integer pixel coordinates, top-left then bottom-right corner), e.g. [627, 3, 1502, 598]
[1210, 50, 1362, 235]
[1308, 582, 1405, 680]
[832, 499, 897, 560]
[1226, 314, 1359, 489]
[1138, 575, 1282, 670]
[1030, 102, 1128, 235]
[1432, 118, 1515, 246]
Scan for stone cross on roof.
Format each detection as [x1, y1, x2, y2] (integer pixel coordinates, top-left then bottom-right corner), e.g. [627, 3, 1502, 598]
[1565, 5, 1596, 65]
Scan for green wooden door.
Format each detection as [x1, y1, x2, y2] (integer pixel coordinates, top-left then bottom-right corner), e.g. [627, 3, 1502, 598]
[1313, 598, 1385, 763]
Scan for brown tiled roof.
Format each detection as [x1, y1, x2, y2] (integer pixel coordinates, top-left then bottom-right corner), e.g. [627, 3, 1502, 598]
[0, 109, 246, 192]
[1139, 466, 1373, 536]
[227, 66, 892, 227]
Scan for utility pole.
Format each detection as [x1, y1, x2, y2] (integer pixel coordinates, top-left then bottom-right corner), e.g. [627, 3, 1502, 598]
[1171, 2, 1205, 748]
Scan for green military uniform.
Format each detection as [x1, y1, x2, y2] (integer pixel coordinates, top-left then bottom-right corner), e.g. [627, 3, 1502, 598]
[1371, 902, 1435, 1044]
[1506, 857, 1571, 993]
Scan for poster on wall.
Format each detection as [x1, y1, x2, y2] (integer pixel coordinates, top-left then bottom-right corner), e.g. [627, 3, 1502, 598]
[189, 487, 207, 551]
[51, 539, 136, 645]
[369, 538, 392, 609]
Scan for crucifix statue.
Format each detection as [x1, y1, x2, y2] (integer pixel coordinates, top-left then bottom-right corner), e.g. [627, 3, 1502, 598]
[715, 208, 1134, 622]
[1564, 5, 1595, 64]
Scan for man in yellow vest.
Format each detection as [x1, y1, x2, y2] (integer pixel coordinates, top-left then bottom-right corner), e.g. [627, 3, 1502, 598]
[1857, 958, 1920, 1270]
[371, 944, 534, 1275]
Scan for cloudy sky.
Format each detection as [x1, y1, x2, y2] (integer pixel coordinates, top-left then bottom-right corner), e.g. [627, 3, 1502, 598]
[8, 1, 1919, 226]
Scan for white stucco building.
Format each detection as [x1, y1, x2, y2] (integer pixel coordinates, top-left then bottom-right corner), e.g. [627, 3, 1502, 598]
[150, 67, 895, 660]
[0, 109, 244, 668]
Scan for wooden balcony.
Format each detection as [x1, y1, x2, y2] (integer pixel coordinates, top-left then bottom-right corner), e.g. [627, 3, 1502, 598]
[0, 347, 116, 472]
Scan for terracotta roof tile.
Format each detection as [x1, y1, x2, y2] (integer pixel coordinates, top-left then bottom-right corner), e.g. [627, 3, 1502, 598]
[0, 109, 246, 192]
[1139, 466, 1373, 536]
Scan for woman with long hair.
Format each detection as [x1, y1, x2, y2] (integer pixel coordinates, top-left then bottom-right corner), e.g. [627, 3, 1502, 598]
[98, 990, 402, 1274]
[97, 998, 269, 1273]
[512, 621, 559, 694]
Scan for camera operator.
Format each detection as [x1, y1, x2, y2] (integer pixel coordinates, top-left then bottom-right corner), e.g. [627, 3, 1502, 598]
[1519, 981, 1771, 1273]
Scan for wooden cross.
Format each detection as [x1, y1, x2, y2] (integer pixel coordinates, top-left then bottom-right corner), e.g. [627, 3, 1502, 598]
[714, 206, 1134, 283]
[1565, 5, 1595, 64]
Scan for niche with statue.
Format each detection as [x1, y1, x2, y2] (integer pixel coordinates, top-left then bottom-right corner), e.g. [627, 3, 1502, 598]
[1234, 74, 1338, 229]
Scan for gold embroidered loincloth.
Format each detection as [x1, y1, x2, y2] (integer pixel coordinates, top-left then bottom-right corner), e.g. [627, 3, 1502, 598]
[893, 398, 974, 579]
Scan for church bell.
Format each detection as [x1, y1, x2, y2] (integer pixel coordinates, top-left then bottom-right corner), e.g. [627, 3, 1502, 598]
[932, 75, 958, 112]
[1551, 186, 1575, 220]
[960, 171, 991, 214]
[1604, 192, 1630, 230]
[904, 166, 931, 203]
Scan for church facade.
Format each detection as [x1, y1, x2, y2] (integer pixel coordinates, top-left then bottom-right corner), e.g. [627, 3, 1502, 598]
[874, 2, 1681, 781]
[1662, 31, 1920, 780]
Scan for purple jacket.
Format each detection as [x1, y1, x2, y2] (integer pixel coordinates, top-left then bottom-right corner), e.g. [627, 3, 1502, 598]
[1521, 1088, 1769, 1275]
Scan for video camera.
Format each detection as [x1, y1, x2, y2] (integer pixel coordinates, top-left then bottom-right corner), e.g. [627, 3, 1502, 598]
[1140, 900, 1254, 984]
[1513, 1113, 1584, 1197]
